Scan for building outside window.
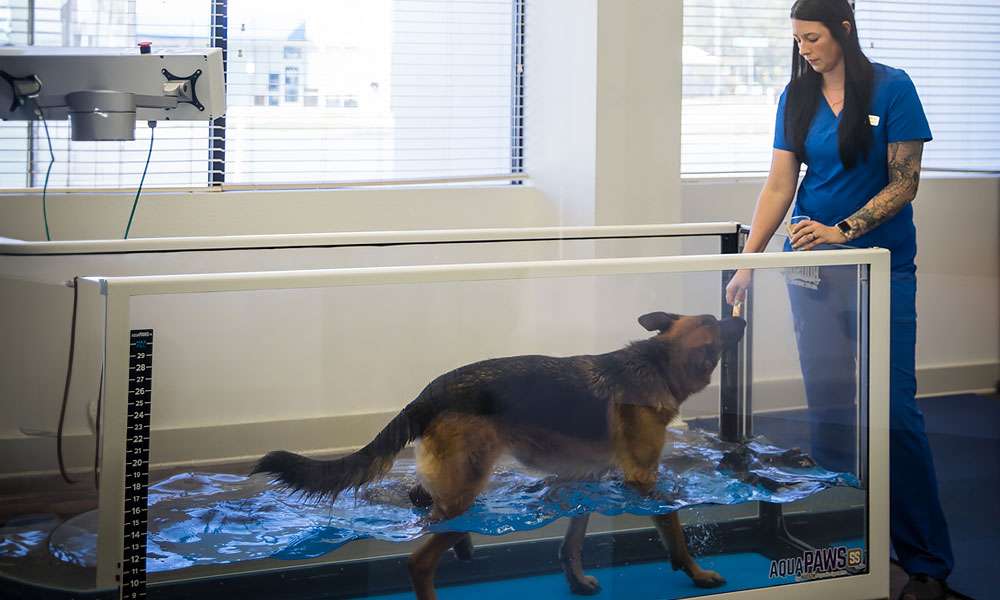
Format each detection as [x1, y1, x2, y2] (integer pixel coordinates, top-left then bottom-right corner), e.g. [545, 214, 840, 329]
[0, 0, 525, 188]
[284, 66, 300, 103]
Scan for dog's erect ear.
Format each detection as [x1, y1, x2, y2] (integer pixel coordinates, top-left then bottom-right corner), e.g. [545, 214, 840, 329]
[638, 312, 680, 333]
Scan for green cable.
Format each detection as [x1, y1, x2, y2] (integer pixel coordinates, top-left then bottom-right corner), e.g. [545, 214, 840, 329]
[33, 99, 54, 241]
[124, 122, 156, 240]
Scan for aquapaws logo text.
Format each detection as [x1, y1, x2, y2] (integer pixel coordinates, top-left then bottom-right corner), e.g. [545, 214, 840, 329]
[768, 546, 865, 579]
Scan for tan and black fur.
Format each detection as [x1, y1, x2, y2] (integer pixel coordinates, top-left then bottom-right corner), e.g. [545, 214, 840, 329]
[253, 311, 746, 599]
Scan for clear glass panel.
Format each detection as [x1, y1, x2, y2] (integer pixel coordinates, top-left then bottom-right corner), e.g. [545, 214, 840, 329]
[0, 276, 105, 591]
[118, 267, 865, 596]
[0, 236, 876, 598]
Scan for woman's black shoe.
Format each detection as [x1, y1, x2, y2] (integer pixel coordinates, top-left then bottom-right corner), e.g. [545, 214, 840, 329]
[900, 574, 948, 600]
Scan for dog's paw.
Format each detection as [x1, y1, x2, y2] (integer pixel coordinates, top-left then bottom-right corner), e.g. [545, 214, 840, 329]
[691, 569, 726, 589]
[452, 534, 474, 561]
[408, 484, 434, 508]
[568, 575, 602, 596]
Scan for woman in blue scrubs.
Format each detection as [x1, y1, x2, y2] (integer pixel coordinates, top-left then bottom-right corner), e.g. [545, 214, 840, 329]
[726, 1, 953, 599]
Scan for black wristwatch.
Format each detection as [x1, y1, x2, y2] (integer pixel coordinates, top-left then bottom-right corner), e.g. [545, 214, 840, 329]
[836, 219, 854, 240]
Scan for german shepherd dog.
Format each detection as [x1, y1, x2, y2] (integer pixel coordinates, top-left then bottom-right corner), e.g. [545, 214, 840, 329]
[254, 311, 746, 599]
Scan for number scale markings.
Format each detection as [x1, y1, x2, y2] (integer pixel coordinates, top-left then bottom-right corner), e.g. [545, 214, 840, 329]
[121, 329, 153, 600]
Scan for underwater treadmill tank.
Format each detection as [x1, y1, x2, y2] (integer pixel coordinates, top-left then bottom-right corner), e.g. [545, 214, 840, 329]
[0, 224, 890, 600]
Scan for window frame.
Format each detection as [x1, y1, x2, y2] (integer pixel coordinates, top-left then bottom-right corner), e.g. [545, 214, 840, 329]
[3, 0, 528, 193]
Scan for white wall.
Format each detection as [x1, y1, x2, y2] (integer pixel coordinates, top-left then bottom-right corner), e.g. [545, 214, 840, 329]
[593, 0, 682, 226]
[523, 0, 598, 226]
[0, 0, 996, 477]
[523, 0, 682, 226]
[0, 185, 558, 240]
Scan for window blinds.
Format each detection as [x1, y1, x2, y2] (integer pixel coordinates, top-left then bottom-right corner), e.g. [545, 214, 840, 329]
[224, 0, 522, 186]
[855, 0, 1000, 172]
[681, 0, 792, 175]
[0, 0, 525, 190]
[682, 0, 1000, 175]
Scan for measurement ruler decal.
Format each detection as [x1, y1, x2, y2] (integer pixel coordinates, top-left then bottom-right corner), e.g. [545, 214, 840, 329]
[121, 329, 152, 600]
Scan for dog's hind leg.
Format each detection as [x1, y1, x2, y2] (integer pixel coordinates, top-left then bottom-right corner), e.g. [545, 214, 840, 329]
[651, 512, 725, 588]
[408, 531, 469, 600]
[408, 414, 502, 598]
[409, 482, 476, 559]
[407, 493, 482, 599]
[407, 498, 487, 599]
[559, 514, 600, 595]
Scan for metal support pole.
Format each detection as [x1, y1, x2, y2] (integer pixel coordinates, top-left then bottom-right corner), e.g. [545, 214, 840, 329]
[719, 227, 748, 443]
[856, 264, 870, 486]
[721, 225, 815, 560]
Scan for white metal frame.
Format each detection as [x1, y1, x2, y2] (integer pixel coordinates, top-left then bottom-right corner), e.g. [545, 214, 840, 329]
[0, 222, 741, 255]
[77, 244, 890, 600]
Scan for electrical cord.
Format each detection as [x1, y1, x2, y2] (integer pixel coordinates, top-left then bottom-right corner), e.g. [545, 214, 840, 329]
[31, 98, 55, 241]
[55, 122, 159, 486]
[55, 277, 104, 490]
[124, 121, 156, 240]
[56, 277, 80, 485]
[94, 361, 104, 490]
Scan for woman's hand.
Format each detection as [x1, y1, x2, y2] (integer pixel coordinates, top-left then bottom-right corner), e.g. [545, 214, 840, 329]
[789, 219, 847, 250]
[726, 268, 753, 306]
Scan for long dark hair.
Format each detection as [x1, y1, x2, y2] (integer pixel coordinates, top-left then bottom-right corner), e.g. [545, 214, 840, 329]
[785, 0, 873, 169]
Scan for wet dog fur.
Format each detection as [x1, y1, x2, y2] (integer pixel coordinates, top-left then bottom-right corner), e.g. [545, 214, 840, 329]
[253, 312, 746, 599]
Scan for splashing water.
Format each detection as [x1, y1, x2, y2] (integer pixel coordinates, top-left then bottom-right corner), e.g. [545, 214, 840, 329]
[33, 429, 858, 573]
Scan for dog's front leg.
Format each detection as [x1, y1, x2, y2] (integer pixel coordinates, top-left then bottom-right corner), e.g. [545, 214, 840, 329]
[559, 514, 601, 595]
[651, 512, 725, 589]
[622, 470, 725, 590]
[614, 409, 723, 588]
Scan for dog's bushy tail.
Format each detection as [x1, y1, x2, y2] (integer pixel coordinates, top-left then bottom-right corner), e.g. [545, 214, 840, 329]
[252, 395, 441, 501]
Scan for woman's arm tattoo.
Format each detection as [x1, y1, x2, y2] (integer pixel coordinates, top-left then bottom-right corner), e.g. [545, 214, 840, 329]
[844, 140, 924, 239]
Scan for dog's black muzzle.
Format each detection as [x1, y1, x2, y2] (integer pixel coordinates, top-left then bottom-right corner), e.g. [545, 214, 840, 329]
[720, 317, 747, 345]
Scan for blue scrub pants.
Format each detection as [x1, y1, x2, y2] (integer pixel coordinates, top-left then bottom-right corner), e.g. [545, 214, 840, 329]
[787, 266, 954, 580]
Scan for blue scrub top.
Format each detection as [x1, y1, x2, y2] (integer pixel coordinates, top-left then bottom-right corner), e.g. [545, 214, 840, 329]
[774, 63, 932, 272]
